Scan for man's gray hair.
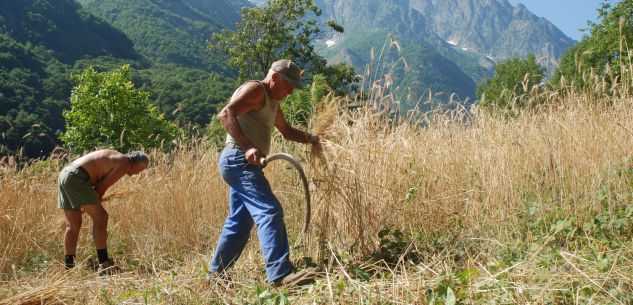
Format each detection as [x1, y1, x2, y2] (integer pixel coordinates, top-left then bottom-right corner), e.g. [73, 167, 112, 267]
[127, 151, 149, 165]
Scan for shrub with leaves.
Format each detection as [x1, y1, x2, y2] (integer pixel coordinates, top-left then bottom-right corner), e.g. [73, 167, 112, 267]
[476, 54, 545, 112]
[61, 65, 178, 152]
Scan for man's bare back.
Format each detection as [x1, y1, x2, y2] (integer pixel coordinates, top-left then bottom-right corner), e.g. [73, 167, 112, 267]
[71, 149, 146, 200]
[72, 149, 129, 185]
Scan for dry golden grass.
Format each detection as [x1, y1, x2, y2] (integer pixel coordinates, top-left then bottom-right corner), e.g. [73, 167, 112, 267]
[1, 78, 633, 303]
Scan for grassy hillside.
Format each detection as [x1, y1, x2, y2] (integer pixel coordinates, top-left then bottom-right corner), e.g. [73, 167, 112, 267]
[1, 71, 632, 303]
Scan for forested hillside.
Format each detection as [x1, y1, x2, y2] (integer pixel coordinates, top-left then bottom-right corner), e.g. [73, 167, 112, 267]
[0, 0, 236, 159]
[0, 0, 143, 158]
[77, 0, 249, 73]
[0, 0, 141, 63]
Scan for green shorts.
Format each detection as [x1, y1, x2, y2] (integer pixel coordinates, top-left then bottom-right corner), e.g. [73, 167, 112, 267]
[58, 163, 100, 210]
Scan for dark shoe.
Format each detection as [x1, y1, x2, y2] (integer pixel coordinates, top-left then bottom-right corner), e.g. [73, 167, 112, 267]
[272, 268, 317, 288]
[98, 260, 122, 275]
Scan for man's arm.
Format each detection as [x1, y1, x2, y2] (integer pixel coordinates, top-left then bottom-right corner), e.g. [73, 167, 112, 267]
[93, 156, 129, 200]
[275, 107, 320, 146]
[218, 82, 267, 165]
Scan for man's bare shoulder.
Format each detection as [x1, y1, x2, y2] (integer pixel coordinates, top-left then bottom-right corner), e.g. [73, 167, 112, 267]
[74, 149, 124, 165]
[241, 81, 265, 94]
[87, 149, 124, 160]
[225, 81, 267, 115]
[234, 82, 265, 103]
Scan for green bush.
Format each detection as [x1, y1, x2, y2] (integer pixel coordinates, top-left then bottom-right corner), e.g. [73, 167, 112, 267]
[476, 55, 545, 112]
[61, 65, 179, 152]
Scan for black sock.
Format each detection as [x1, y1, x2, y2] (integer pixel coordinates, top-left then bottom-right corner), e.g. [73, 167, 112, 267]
[96, 248, 110, 264]
[65, 254, 75, 269]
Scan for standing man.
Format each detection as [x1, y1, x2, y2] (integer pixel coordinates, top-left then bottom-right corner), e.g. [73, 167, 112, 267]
[58, 149, 149, 273]
[208, 59, 320, 287]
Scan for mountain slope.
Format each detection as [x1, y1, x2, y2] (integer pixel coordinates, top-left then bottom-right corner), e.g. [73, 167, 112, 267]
[322, 28, 478, 105]
[409, 0, 576, 71]
[316, 0, 488, 102]
[77, 0, 249, 73]
[315, 0, 575, 102]
[0, 0, 140, 63]
[0, 0, 143, 158]
[0, 0, 237, 159]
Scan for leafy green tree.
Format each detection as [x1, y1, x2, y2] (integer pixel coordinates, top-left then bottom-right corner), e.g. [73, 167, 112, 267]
[210, 0, 344, 81]
[553, 0, 633, 88]
[61, 65, 178, 152]
[476, 55, 545, 111]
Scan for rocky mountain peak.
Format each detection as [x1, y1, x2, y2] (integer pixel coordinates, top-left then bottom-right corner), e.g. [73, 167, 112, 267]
[319, 0, 575, 73]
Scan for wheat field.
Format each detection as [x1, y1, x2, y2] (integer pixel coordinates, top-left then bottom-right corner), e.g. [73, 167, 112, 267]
[1, 76, 633, 303]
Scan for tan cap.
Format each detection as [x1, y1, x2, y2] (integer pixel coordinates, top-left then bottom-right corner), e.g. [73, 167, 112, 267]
[270, 59, 304, 89]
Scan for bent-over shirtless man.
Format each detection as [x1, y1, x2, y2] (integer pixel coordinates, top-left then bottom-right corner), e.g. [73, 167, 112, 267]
[57, 149, 148, 273]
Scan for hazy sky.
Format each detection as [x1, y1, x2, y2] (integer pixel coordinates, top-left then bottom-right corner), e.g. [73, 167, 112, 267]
[507, 0, 612, 41]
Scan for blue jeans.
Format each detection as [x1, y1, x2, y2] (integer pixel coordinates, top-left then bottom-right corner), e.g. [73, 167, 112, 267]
[209, 147, 293, 282]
